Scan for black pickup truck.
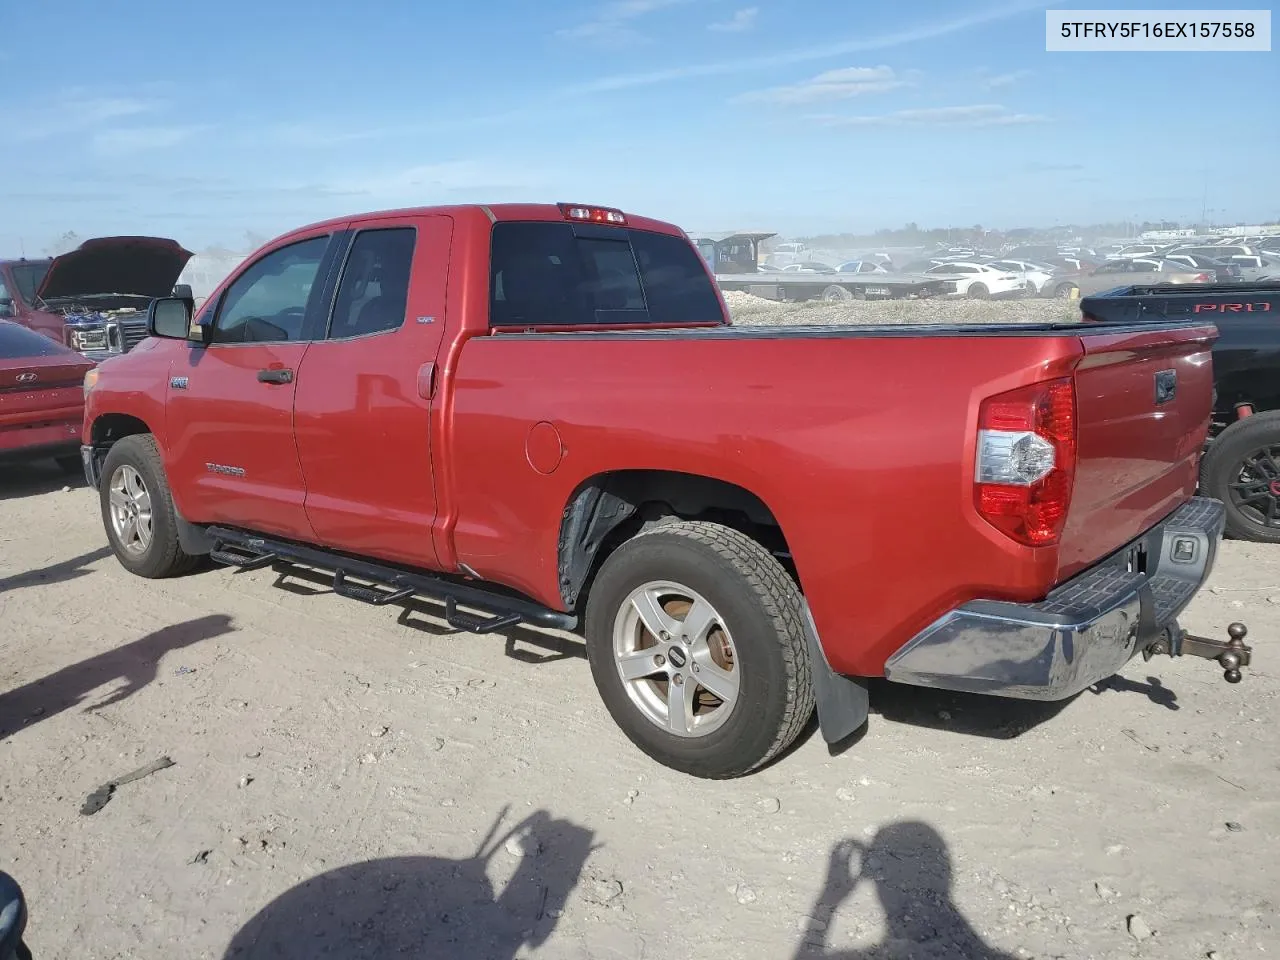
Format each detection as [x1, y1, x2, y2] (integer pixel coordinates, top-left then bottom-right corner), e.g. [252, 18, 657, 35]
[1081, 282, 1280, 543]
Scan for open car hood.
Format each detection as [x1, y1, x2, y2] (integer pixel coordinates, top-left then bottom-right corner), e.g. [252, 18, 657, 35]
[36, 236, 194, 310]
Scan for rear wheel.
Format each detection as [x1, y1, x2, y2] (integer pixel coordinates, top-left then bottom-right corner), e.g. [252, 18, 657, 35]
[1024, 280, 1039, 296]
[584, 521, 814, 779]
[1053, 281, 1078, 299]
[821, 284, 852, 301]
[99, 434, 202, 578]
[1200, 412, 1280, 543]
[967, 282, 989, 300]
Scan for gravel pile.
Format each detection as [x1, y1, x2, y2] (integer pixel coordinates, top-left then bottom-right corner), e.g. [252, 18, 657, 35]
[722, 289, 1082, 327]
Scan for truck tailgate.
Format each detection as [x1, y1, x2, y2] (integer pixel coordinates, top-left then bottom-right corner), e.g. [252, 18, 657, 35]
[1057, 323, 1217, 579]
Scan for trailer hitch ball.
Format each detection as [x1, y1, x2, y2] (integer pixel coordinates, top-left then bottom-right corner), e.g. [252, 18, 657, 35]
[1145, 621, 1253, 684]
[1222, 622, 1248, 683]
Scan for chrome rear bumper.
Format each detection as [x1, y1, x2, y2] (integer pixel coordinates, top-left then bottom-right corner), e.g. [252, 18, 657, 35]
[884, 497, 1226, 701]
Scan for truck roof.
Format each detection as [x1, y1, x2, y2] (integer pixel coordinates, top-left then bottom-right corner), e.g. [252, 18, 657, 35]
[280, 203, 687, 243]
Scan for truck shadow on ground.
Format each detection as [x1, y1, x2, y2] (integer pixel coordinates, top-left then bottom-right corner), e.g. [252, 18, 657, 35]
[0, 545, 112, 595]
[862, 680, 1071, 741]
[222, 807, 595, 960]
[0, 614, 235, 737]
[0, 461, 85, 501]
[268, 564, 586, 663]
[794, 821, 1021, 959]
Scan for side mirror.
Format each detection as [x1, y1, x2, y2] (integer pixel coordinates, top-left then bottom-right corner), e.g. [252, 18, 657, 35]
[147, 297, 200, 342]
[0, 297, 14, 319]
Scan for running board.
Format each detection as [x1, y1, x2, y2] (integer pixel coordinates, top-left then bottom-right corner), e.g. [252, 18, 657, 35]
[205, 526, 577, 632]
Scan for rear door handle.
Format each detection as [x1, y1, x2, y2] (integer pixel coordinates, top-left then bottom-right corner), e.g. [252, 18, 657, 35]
[257, 368, 294, 384]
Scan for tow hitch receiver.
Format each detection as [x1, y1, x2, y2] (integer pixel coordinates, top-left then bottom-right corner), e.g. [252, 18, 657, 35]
[1144, 621, 1253, 684]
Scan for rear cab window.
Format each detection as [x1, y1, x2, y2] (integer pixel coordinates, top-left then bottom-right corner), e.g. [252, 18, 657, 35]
[489, 222, 723, 327]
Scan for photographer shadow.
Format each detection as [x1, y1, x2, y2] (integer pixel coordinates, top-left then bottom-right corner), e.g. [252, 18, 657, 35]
[223, 807, 594, 959]
[795, 821, 1019, 960]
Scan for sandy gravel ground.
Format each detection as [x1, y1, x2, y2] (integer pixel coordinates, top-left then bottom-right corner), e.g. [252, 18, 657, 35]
[1, 297, 1276, 959]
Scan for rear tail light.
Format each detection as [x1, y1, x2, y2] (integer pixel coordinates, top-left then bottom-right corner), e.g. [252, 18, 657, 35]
[1193, 272, 1212, 282]
[975, 377, 1077, 547]
[558, 203, 627, 225]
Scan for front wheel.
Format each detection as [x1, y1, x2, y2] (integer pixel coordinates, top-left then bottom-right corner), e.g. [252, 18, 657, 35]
[821, 284, 852, 301]
[967, 282, 989, 300]
[1200, 412, 1280, 543]
[584, 521, 814, 779]
[99, 434, 202, 578]
[1053, 282, 1078, 299]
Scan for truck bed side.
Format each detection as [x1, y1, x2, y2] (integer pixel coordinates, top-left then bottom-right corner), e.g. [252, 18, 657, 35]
[438, 321, 1213, 677]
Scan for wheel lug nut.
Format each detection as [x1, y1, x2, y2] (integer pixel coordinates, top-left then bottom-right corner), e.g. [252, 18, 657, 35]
[691, 664, 700, 673]
[659, 631, 670, 641]
[654, 654, 666, 667]
[672, 674, 684, 686]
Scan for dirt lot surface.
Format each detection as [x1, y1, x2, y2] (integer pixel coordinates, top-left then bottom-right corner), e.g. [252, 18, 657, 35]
[2, 298, 1277, 959]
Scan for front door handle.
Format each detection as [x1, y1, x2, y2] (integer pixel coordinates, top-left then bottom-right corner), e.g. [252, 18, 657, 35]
[257, 368, 294, 384]
[416, 362, 436, 400]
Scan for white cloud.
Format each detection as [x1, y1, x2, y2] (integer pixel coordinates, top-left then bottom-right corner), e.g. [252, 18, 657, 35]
[91, 125, 209, 157]
[709, 7, 758, 32]
[812, 103, 1049, 127]
[558, 0, 693, 42]
[8, 93, 163, 142]
[736, 66, 912, 104]
[324, 160, 545, 202]
[268, 123, 400, 148]
[982, 69, 1032, 89]
[568, 0, 1044, 93]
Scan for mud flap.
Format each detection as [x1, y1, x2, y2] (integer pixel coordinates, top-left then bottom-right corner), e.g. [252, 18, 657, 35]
[801, 600, 869, 744]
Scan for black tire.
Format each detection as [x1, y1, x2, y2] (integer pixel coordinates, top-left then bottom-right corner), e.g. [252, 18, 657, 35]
[1024, 280, 1038, 297]
[821, 284, 852, 301]
[1054, 282, 1078, 299]
[99, 434, 202, 578]
[54, 454, 83, 475]
[1200, 412, 1280, 543]
[584, 520, 814, 779]
[967, 282, 989, 300]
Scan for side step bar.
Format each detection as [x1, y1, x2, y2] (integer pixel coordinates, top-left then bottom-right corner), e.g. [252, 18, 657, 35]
[205, 526, 577, 633]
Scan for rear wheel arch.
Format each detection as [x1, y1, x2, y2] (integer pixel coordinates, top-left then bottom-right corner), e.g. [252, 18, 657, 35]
[556, 470, 795, 611]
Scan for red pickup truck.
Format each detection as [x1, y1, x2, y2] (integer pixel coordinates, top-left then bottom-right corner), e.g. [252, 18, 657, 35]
[79, 202, 1253, 778]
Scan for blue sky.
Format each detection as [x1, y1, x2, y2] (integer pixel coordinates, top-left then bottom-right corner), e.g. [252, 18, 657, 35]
[1, 0, 1275, 252]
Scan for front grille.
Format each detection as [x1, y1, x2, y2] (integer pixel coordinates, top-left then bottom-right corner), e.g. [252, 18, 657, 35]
[122, 322, 149, 349]
[105, 318, 150, 353]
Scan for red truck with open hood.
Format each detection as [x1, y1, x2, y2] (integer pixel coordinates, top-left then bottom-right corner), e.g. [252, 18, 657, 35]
[78, 202, 1253, 778]
[0, 236, 192, 360]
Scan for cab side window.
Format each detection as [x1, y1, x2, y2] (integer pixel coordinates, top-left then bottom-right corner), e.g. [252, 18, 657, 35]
[212, 236, 329, 344]
[328, 228, 417, 339]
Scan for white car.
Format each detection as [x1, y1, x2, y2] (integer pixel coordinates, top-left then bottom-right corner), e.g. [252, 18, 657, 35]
[987, 259, 1056, 296]
[836, 260, 889, 275]
[1108, 244, 1163, 260]
[923, 261, 1024, 299]
[780, 262, 836, 274]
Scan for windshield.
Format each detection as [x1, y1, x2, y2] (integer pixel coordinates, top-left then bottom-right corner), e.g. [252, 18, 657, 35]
[7, 261, 51, 306]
